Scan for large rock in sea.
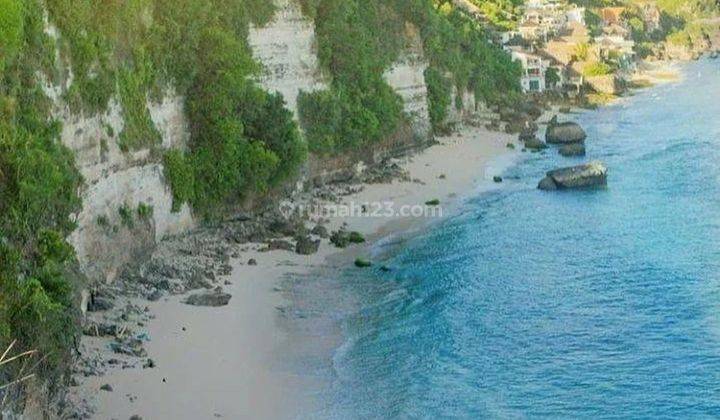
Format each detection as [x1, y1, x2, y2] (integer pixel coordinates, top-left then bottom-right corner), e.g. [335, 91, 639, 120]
[538, 161, 608, 190]
[546, 119, 587, 144]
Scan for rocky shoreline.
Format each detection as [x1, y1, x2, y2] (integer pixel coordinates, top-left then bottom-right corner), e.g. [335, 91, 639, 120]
[65, 60, 681, 416]
[65, 138, 482, 418]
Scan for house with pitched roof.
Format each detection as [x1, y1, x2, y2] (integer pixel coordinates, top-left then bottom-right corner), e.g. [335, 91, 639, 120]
[600, 7, 626, 26]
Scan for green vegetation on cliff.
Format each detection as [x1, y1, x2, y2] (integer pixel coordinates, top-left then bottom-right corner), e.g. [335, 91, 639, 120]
[0, 0, 83, 398]
[421, 2, 522, 132]
[40, 0, 306, 218]
[298, 0, 522, 145]
[0, 0, 304, 407]
[1, 0, 524, 408]
[467, 0, 524, 30]
[298, 0, 406, 154]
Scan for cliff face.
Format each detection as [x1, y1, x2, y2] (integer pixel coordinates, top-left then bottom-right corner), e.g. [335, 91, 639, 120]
[50, 0, 476, 285]
[384, 24, 432, 142]
[39, 19, 195, 284]
[447, 87, 478, 127]
[248, 0, 327, 117]
[58, 93, 195, 284]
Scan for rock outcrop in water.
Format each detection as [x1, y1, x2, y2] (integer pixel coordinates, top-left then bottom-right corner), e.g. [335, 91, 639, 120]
[546, 117, 587, 144]
[538, 161, 608, 190]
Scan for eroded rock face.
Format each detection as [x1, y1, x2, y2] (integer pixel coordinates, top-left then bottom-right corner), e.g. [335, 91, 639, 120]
[384, 23, 432, 141]
[538, 161, 608, 190]
[247, 0, 327, 118]
[546, 121, 587, 144]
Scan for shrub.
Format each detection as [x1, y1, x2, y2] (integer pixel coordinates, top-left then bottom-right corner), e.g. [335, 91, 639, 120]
[424, 67, 453, 133]
[137, 202, 153, 220]
[118, 204, 134, 228]
[0, 124, 83, 388]
[0, 0, 24, 73]
[297, 0, 405, 155]
[163, 150, 194, 212]
[583, 61, 614, 77]
[117, 65, 162, 152]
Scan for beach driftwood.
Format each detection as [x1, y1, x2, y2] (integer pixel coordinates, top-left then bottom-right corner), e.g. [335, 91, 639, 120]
[538, 161, 608, 190]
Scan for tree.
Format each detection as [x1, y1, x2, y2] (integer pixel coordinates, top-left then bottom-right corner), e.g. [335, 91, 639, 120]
[545, 67, 561, 89]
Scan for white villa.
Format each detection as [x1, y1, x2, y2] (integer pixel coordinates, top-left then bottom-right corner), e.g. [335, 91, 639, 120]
[509, 47, 551, 93]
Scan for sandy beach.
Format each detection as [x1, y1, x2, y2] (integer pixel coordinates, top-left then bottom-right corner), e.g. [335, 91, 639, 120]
[71, 125, 519, 419]
[631, 60, 684, 86]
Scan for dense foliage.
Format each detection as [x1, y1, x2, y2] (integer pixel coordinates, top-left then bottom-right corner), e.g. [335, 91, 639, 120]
[40, 0, 307, 218]
[420, 2, 522, 108]
[571, 0, 719, 49]
[298, 0, 406, 154]
[468, 0, 524, 30]
[299, 0, 522, 145]
[0, 0, 531, 405]
[0, 0, 307, 406]
[0, 0, 84, 396]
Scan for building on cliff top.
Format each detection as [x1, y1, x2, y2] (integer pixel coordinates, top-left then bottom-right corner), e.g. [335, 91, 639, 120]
[509, 47, 551, 93]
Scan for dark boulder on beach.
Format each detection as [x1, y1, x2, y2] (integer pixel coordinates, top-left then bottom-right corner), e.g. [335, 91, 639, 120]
[523, 136, 548, 150]
[330, 230, 365, 248]
[518, 119, 538, 142]
[295, 236, 320, 255]
[546, 117, 587, 144]
[87, 291, 114, 312]
[538, 161, 608, 190]
[355, 258, 372, 268]
[264, 239, 294, 252]
[311, 224, 329, 238]
[184, 291, 232, 307]
[559, 143, 586, 157]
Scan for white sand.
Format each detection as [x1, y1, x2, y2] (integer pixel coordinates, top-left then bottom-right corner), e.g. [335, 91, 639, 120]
[74, 126, 518, 419]
[632, 60, 683, 86]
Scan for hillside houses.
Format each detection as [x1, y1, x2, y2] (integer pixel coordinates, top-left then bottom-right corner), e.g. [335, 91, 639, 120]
[544, 21, 591, 65]
[509, 47, 551, 92]
[500, 0, 645, 96]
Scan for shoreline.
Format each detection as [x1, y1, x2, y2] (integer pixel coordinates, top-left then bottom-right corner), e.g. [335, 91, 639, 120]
[67, 56, 696, 417]
[69, 125, 522, 419]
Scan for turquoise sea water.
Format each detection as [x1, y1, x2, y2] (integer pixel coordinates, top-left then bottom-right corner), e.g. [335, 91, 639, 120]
[307, 60, 720, 418]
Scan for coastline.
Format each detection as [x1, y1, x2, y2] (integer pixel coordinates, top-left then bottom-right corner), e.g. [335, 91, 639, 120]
[68, 55, 698, 417]
[69, 125, 521, 419]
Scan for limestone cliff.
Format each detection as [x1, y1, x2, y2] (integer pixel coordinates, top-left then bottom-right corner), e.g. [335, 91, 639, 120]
[384, 24, 432, 142]
[248, 0, 327, 118]
[43, 0, 472, 285]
